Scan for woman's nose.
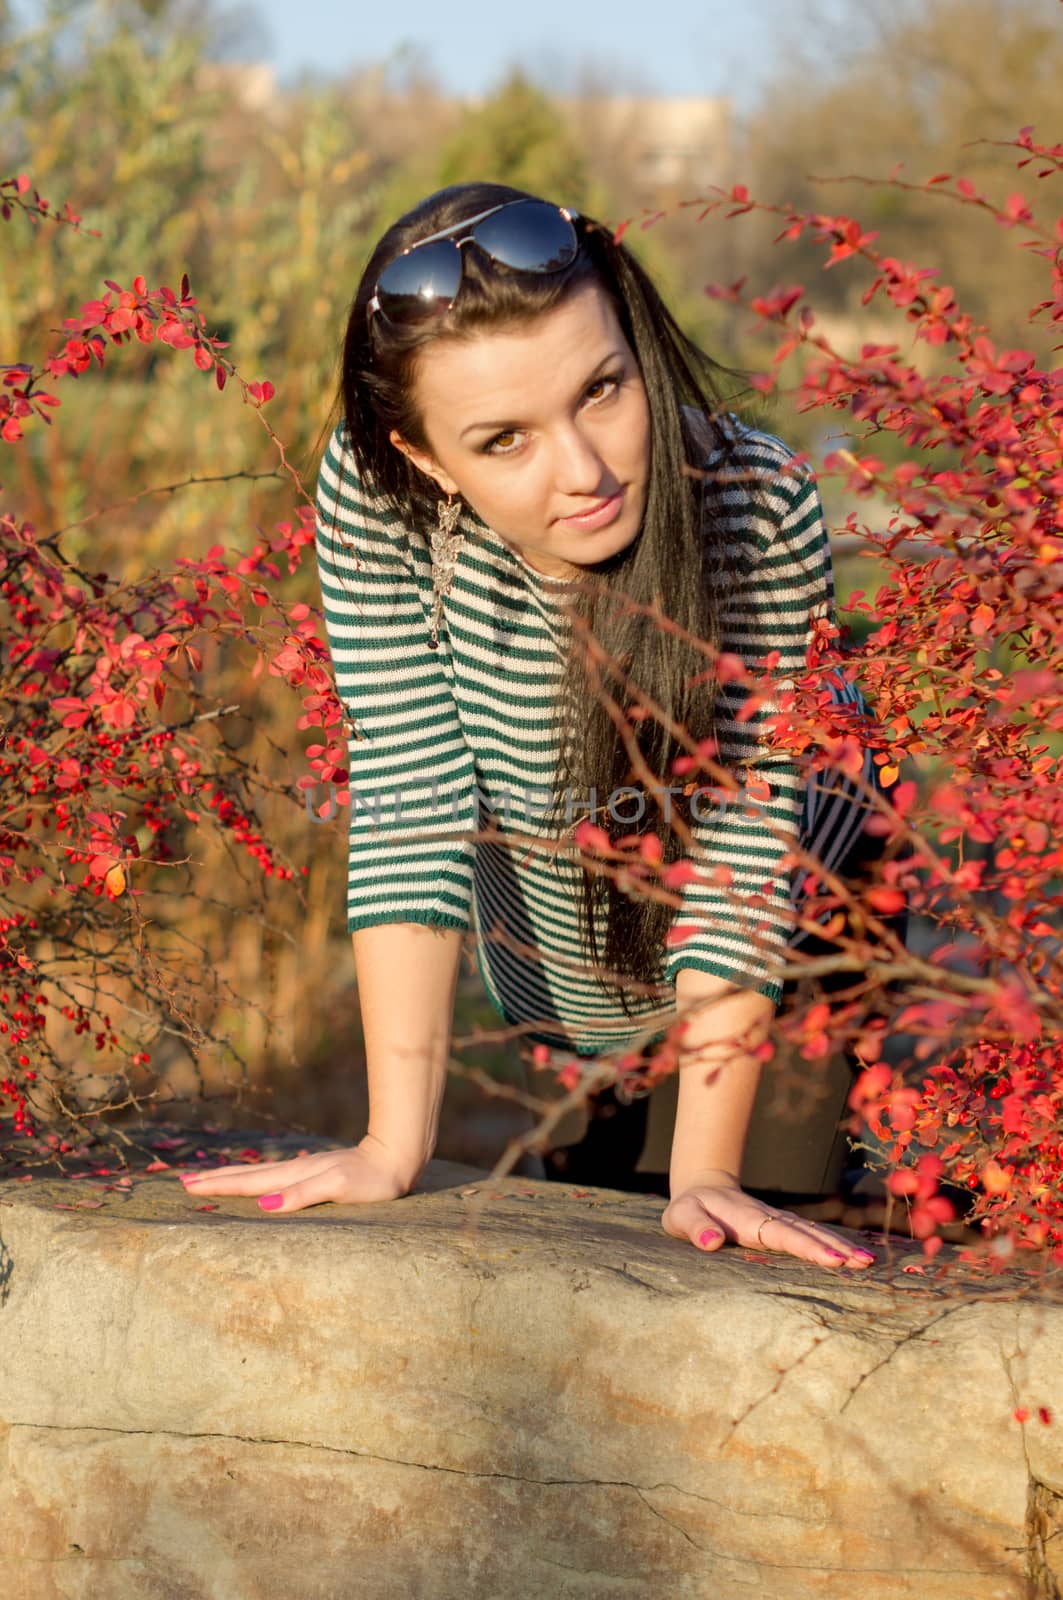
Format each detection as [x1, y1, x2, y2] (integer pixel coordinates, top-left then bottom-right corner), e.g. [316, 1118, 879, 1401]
[551, 425, 609, 496]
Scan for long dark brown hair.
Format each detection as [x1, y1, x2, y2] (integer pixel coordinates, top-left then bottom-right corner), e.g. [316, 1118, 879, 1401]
[311, 181, 777, 1018]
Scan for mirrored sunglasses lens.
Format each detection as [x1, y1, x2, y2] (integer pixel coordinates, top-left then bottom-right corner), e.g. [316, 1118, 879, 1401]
[473, 201, 579, 273]
[376, 240, 461, 323]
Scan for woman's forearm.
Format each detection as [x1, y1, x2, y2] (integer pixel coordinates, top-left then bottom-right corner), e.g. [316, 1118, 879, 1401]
[668, 970, 778, 1195]
[352, 921, 466, 1185]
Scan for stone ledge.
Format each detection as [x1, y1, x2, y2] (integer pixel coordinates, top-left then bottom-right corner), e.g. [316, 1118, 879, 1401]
[1, 1142, 1061, 1599]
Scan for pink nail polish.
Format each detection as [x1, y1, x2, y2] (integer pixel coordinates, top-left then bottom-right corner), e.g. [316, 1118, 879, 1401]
[258, 1193, 283, 1211]
[698, 1228, 721, 1247]
[828, 1250, 846, 1262]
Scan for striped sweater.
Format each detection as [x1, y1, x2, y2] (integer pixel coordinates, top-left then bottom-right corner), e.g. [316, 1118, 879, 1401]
[313, 412, 881, 1057]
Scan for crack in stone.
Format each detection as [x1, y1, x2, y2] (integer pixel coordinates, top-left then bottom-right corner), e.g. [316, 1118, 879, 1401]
[5, 1420, 1025, 1580]
[837, 1304, 964, 1416]
[631, 1485, 704, 1550]
[467, 1269, 489, 1331]
[553, 1495, 1019, 1581]
[538, 1553, 605, 1576]
[765, 1286, 915, 1326]
[4, 1418, 794, 1507]
[7, 1554, 148, 1565]
[694, 1292, 975, 1450]
[1025, 1482, 1063, 1600]
[1002, 1316, 1063, 1600]
[602, 1263, 683, 1295]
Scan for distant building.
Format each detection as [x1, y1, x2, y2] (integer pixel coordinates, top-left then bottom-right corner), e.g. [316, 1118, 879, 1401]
[558, 96, 732, 192]
[195, 63, 279, 115]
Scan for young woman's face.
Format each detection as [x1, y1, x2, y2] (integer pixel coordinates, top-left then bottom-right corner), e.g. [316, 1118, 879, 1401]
[390, 281, 652, 581]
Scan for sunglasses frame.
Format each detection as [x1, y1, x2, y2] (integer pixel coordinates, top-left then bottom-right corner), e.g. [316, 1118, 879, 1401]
[367, 199, 585, 326]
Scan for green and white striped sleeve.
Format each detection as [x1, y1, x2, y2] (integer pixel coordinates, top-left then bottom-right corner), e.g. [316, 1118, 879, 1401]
[313, 423, 479, 934]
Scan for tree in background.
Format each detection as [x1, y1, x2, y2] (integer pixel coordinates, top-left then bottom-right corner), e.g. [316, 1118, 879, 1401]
[435, 70, 590, 201]
[738, 0, 1063, 354]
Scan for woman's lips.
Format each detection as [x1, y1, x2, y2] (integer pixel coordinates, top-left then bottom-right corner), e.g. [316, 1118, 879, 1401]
[559, 490, 624, 530]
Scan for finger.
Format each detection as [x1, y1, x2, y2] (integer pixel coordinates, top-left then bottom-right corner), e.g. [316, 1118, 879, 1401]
[773, 1215, 876, 1267]
[251, 1169, 344, 1215]
[179, 1154, 331, 1191]
[180, 1170, 279, 1192]
[179, 1162, 283, 1183]
[760, 1216, 846, 1268]
[661, 1192, 725, 1249]
[759, 1214, 874, 1269]
[179, 1162, 305, 1194]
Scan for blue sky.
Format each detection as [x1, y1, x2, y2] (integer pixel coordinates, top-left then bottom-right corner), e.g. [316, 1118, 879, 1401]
[217, 0, 834, 107]
[15, 0, 852, 107]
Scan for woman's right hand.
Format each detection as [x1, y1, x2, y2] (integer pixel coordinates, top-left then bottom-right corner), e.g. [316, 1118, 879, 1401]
[177, 1133, 422, 1213]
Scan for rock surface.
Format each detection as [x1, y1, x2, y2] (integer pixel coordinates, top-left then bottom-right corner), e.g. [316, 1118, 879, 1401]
[1, 1137, 1061, 1599]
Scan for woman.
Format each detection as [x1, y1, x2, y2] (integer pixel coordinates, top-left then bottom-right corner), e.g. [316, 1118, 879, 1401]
[181, 183, 907, 1269]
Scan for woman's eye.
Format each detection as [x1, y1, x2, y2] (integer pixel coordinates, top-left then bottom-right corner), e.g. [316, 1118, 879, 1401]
[483, 429, 520, 456]
[586, 373, 622, 402]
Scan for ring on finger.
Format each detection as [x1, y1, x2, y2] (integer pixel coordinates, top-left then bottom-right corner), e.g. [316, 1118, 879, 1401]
[756, 1212, 778, 1249]
[756, 1208, 805, 1249]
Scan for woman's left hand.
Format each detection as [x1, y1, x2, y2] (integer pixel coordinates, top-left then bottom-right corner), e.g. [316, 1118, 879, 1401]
[662, 1177, 876, 1270]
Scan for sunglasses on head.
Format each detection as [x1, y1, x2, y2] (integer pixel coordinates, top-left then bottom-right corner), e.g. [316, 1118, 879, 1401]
[366, 198, 585, 329]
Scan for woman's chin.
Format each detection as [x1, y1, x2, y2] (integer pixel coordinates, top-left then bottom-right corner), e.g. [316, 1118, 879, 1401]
[559, 516, 642, 571]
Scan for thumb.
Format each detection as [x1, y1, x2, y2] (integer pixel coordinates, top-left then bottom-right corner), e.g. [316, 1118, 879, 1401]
[661, 1194, 728, 1252]
[694, 1218, 727, 1253]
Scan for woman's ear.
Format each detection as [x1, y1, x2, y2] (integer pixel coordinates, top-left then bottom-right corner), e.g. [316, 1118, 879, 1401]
[388, 429, 460, 498]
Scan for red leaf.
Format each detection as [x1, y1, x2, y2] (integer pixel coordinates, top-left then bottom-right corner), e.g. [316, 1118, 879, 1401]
[804, 1002, 831, 1032]
[890, 781, 918, 817]
[573, 821, 612, 854]
[715, 652, 748, 683]
[849, 1063, 892, 1109]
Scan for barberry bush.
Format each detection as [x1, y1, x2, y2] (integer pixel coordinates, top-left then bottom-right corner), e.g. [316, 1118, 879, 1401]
[0, 175, 349, 1151]
[679, 126, 1062, 1268]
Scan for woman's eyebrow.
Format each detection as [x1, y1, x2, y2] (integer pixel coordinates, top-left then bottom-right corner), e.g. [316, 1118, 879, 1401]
[459, 349, 626, 439]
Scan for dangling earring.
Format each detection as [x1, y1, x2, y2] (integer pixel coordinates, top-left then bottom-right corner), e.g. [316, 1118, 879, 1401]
[428, 491, 465, 650]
